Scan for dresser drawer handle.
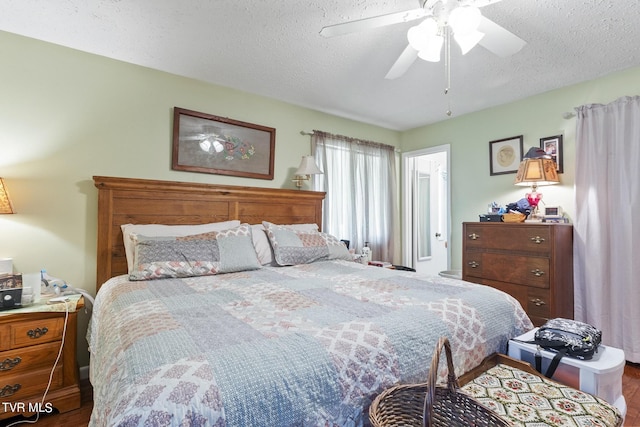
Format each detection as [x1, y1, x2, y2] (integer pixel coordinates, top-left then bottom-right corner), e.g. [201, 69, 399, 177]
[530, 236, 545, 244]
[468, 261, 480, 268]
[468, 233, 480, 240]
[531, 269, 545, 277]
[27, 327, 49, 339]
[0, 357, 21, 371]
[530, 298, 547, 307]
[0, 384, 21, 398]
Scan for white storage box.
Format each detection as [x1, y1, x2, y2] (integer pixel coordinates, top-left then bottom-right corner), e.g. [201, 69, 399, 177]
[508, 328, 626, 417]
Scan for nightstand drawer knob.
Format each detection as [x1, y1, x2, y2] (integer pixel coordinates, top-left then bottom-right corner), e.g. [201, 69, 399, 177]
[0, 384, 21, 398]
[0, 357, 21, 371]
[468, 261, 480, 268]
[530, 298, 546, 306]
[531, 269, 545, 277]
[468, 233, 480, 240]
[27, 327, 49, 339]
[530, 236, 545, 244]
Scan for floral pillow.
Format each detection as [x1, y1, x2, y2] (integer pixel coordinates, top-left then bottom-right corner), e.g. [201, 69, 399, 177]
[262, 221, 352, 266]
[129, 224, 261, 280]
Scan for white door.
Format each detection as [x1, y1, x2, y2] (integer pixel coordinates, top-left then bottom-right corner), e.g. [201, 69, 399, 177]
[402, 145, 450, 275]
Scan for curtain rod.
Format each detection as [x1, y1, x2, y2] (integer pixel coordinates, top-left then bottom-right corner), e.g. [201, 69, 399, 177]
[300, 130, 401, 152]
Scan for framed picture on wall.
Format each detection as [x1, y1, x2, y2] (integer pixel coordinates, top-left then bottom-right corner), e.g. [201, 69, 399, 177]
[540, 135, 563, 173]
[172, 107, 276, 180]
[489, 135, 523, 175]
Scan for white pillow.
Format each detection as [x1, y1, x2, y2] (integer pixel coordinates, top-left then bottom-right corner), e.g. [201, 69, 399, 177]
[251, 223, 319, 265]
[121, 220, 241, 273]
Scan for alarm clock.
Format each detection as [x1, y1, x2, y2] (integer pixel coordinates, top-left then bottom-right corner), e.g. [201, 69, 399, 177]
[544, 206, 563, 217]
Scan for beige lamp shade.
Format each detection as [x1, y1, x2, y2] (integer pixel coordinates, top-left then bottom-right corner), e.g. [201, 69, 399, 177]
[295, 156, 323, 175]
[514, 158, 559, 190]
[0, 178, 14, 214]
[292, 156, 323, 188]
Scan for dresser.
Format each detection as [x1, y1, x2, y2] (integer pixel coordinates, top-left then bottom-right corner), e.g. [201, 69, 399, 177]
[0, 297, 83, 420]
[462, 222, 573, 326]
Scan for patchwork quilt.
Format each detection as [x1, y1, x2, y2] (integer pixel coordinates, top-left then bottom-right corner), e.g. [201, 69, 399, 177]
[88, 260, 533, 427]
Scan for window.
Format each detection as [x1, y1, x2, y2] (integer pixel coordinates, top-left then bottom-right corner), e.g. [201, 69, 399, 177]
[312, 131, 397, 262]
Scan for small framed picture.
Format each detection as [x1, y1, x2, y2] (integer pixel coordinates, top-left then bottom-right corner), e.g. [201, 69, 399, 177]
[489, 135, 523, 175]
[540, 135, 563, 173]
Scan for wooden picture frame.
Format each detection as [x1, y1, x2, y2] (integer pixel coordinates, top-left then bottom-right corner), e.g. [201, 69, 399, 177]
[172, 107, 275, 180]
[540, 135, 563, 173]
[489, 135, 523, 175]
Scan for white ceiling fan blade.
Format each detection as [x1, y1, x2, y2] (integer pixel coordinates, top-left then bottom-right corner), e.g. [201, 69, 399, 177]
[477, 15, 526, 57]
[463, 0, 504, 7]
[320, 8, 427, 37]
[385, 45, 419, 80]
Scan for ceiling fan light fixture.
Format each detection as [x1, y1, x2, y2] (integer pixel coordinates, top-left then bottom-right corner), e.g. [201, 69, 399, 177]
[407, 17, 438, 51]
[417, 35, 444, 62]
[449, 5, 481, 35]
[454, 30, 485, 54]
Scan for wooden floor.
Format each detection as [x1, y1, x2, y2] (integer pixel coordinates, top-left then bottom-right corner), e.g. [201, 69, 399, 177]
[2, 363, 640, 426]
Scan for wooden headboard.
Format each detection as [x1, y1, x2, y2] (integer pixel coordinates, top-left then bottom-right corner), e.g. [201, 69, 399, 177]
[93, 176, 325, 288]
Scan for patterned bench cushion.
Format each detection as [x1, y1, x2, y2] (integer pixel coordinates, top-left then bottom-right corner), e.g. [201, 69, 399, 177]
[460, 363, 622, 427]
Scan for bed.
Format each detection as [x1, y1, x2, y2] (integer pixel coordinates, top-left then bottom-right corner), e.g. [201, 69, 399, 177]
[88, 176, 533, 427]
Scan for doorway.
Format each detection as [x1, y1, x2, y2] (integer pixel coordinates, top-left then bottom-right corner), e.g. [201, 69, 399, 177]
[402, 145, 451, 275]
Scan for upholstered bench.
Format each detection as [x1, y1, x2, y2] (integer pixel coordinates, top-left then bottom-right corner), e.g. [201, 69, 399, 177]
[458, 354, 623, 427]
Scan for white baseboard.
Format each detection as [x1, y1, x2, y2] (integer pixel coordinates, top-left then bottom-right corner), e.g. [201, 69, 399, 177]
[79, 365, 90, 381]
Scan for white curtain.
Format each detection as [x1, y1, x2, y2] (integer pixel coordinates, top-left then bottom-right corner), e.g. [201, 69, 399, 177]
[574, 96, 640, 363]
[312, 130, 397, 262]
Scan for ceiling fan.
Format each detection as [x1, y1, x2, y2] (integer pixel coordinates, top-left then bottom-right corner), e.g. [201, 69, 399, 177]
[320, 0, 526, 80]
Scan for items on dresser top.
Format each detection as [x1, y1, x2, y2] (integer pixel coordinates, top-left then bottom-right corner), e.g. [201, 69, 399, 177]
[462, 222, 573, 326]
[0, 273, 22, 310]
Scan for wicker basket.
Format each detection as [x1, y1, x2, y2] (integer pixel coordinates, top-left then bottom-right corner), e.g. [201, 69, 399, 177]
[369, 337, 509, 427]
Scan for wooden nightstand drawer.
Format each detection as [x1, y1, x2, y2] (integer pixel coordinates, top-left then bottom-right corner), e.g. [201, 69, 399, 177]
[0, 365, 63, 407]
[0, 341, 61, 376]
[0, 296, 84, 421]
[11, 318, 64, 349]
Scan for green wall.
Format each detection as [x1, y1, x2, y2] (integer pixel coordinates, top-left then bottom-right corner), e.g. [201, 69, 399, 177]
[0, 31, 399, 367]
[401, 66, 640, 269]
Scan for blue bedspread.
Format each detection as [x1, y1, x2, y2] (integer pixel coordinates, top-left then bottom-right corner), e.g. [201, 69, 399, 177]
[88, 260, 532, 426]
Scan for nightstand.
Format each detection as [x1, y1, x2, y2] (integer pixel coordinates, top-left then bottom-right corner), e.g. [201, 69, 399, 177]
[0, 295, 84, 420]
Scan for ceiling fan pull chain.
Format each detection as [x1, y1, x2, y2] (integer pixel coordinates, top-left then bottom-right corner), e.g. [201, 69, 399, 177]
[445, 26, 452, 116]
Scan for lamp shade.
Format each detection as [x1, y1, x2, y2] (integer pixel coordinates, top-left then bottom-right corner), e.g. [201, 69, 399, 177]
[295, 156, 323, 175]
[514, 158, 560, 187]
[0, 178, 15, 214]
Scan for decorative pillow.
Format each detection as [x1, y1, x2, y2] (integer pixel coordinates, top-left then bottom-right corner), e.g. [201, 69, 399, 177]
[262, 221, 352, 266]
[251, 223, 320, 266]
[129, 224, 260, 280]
[121, 220, 241, 273]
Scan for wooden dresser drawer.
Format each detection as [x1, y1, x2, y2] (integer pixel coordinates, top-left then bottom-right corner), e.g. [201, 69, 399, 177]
[0, 341, 61, 376]
[0, 366, 63, 407]
[464, 224, 551, 253]
[11, 318, 64, 349]
[480, 253, 549, 288]
[527, 288, 551, 319]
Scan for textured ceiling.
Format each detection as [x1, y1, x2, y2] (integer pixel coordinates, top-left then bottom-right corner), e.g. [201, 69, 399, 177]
[1, 0, 639, 131]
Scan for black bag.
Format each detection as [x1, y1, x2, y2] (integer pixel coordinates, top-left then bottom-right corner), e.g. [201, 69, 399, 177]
[519, 318, 602, 378]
